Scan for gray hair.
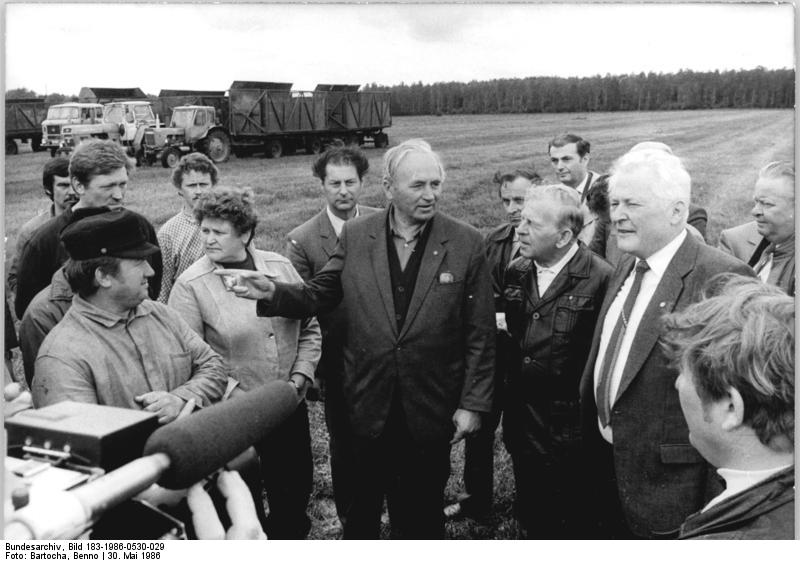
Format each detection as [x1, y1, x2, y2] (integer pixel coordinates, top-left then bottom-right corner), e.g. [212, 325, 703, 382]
[609, 148, 691, 213]
[758, 160, 794, 187]
[524, 183, 584, 237]
[382, 138, 445, 186]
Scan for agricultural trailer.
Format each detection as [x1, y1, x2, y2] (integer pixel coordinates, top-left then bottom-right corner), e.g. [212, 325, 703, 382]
[6, 98, 48, 155]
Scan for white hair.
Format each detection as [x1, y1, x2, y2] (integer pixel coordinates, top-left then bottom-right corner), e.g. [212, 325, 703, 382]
[381, 138, 445, 186]
[609, 148, 691, 208]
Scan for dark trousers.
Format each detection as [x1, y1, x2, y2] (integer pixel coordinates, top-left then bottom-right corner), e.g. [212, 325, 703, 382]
[343, 399, 451, 539]
[460, 404, 502, 514]
[255, 400, 313, 539]
[323, 374, 356, 525]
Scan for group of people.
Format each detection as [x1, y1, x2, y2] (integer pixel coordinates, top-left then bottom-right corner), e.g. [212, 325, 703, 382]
[3, 131, 794, 540]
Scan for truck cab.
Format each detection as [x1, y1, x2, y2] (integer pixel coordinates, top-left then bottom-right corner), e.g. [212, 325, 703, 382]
[41, 103, 106, 156]
[105, 101, 157, 143]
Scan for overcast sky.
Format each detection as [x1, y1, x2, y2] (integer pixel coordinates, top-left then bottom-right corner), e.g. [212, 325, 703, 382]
[4, 3, 795, 96]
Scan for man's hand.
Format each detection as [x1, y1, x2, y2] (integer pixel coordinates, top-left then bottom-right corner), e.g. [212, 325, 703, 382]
[450, 408, 482, 444]
[134, 391, 186, 424]
[187, 470, 266, 540]
[212, 269, 277, 301]
[289, 373, 311, 401]
[4, 382, 33, 418]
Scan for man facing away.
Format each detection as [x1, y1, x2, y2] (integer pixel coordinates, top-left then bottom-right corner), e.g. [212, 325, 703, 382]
[156, 153, 219, 303]
[7, 157, 77, 295]
[578, 148, 755, 538]
[284, 144, 380, 526]
[14, 139, 162, 319]
[31, 209, 226, 422]
[219, 139, 495, 539]
[662, 275, 794, 539]
[502, 184, 613, 537]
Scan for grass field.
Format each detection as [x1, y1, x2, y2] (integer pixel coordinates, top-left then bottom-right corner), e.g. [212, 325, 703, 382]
[3, 109, 794, 539]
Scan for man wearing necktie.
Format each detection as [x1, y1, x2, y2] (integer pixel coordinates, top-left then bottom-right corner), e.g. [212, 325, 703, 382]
[747, 161, 794, 296]
[578, 148, 755, 538]
[501, 184, 613, 537]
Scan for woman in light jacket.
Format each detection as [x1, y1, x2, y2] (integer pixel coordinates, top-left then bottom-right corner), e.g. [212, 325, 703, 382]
[169, 186, 321, 539]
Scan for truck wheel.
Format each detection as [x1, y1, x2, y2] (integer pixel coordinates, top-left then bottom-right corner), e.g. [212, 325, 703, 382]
[205, 130, 231, 163]
[161, 148, 181, 168]
[31, 137, 44, 152]
[305, 138, 323, 155]
[6, 139, 18, 155]
[265, 139, 283, 159]
[374, 133, 389, 149]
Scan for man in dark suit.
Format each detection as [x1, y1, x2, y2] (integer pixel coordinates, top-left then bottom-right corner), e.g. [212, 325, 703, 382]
[718, 221, 760, 262]
[221, 139, 495, 539]
[285, 144, 380, 526]
[578, 148, 755, 538]
[502, 184, 613, 537]
[446, 167, 539, 521]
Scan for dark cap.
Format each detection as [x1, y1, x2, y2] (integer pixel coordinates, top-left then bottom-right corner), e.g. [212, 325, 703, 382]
[60, 208, 160, 260]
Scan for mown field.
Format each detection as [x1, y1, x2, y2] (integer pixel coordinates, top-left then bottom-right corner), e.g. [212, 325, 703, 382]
[3, 109, 794, 539]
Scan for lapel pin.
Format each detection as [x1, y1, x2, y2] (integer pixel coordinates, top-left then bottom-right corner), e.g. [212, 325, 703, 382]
[439, 272, 454, 284]
[433, 250, 439, 256]
[659, 302, 666, 308]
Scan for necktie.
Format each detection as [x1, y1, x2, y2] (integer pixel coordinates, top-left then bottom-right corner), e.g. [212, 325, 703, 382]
[754, 245, 775, 283]
[596, 259, 650, 427]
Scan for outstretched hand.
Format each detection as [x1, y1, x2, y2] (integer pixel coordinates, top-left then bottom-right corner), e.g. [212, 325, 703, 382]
[450, 408, 481, 444]
[212, 269, 277, 301]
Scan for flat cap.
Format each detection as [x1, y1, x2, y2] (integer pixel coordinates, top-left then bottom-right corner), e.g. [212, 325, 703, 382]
[60, 208, 159, 260]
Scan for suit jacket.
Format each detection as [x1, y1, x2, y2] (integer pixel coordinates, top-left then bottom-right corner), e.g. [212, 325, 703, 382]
[259, 209, 496, 443]
[718, 220, 760, 262]
[578, 232, 756, 537]
[285, 205, 380, 383]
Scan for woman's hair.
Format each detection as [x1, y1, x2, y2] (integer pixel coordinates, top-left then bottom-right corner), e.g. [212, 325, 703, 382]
[194, 186, 258, 240]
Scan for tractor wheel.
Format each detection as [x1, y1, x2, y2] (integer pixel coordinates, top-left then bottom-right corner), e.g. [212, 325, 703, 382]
[161, 148, 181, 168]
[305, 138, 323, 155]
[374, 132, 389, 149]
[6, 139, 18, 155]
[205, 130, 231, 163]
[265, 139, 283, 159]
[31, 136, 44, 152]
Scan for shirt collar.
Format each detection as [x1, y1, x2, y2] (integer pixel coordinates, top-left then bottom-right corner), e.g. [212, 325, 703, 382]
[72, 294, 152, 327]
[717, 464, 794, 498]
[641, 228, 688, 278]
[326, 205, 359, 238]
[574, 171, 593, 194]
[534, 241, 579, 275]
[180, 208, 199, 222]
[388, 204, 428, 242]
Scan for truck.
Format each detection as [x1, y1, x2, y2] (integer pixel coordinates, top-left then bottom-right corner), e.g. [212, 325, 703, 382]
[60, 100, 158, 160]
[41, 102, 108, 157]
[141, 81, 391, 167]
[5, 98, 48, 155]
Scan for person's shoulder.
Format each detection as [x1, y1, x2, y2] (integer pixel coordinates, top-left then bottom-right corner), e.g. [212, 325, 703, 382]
[358, 204, 383, 215]
[287, 209, 325, 242]
[18, 209, 51, 238]
[254, 249, 292, 265]
[175, 255, 214, 284]
[437, 212, 483, 242]
[581, 245, 614, 276]
[158, 211, 187, 234]
[720, 220, 759, 239]
[26, 212, 69, 248]
[37, 307, 82, 354]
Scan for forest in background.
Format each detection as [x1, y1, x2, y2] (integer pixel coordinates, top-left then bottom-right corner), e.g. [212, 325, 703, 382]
[7, 67, 794, 116]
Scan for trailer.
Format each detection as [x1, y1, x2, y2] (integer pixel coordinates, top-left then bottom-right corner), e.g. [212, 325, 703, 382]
[141, 81, 391, 166]
[6, 98, 48, 155]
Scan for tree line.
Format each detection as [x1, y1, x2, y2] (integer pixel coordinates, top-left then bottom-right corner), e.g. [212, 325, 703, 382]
[363, 67, 794, 115]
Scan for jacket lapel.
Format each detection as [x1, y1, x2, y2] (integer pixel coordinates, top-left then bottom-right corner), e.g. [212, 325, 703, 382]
[399, 217, 448, 340]
[317, 210, 338, 259]
[614, 235, 697, 401]
[369, 210, 398, 338]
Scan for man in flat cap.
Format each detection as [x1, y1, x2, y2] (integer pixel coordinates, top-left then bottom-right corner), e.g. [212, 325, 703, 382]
[31, 209, 227, 423]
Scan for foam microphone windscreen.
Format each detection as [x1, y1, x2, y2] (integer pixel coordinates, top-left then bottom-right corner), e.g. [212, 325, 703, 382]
[142, 380, 299, 489]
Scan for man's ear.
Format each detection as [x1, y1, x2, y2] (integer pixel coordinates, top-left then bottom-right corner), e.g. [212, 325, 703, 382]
[670, 200, 687, 225]
[95, 268, 114, 289]
[582, 153, 591, 166]
[720, 386, 746, 431]
[382, 179, 393, 201]
[555, 228, 574, 249]
[72, 178, 85, 196]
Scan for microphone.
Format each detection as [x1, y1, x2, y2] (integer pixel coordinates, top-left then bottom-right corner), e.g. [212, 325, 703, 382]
[143, 379, 299, 489]
[5, 380, 299, 539]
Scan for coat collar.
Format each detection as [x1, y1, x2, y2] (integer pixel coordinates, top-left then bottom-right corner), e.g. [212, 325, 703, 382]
[485, 222, 516, 244]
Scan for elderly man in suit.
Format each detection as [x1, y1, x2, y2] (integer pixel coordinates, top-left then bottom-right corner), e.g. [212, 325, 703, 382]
[578, 148, 754, 538]
[221, 138, 495, 539]
[718, 221, 760, 262]
[285, 144, 380, 526]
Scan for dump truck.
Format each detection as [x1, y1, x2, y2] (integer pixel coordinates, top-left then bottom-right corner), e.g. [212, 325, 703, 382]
[41, 102, 108, 157]
[6, 98, 48, 155]
[141, 81, 391, 167]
